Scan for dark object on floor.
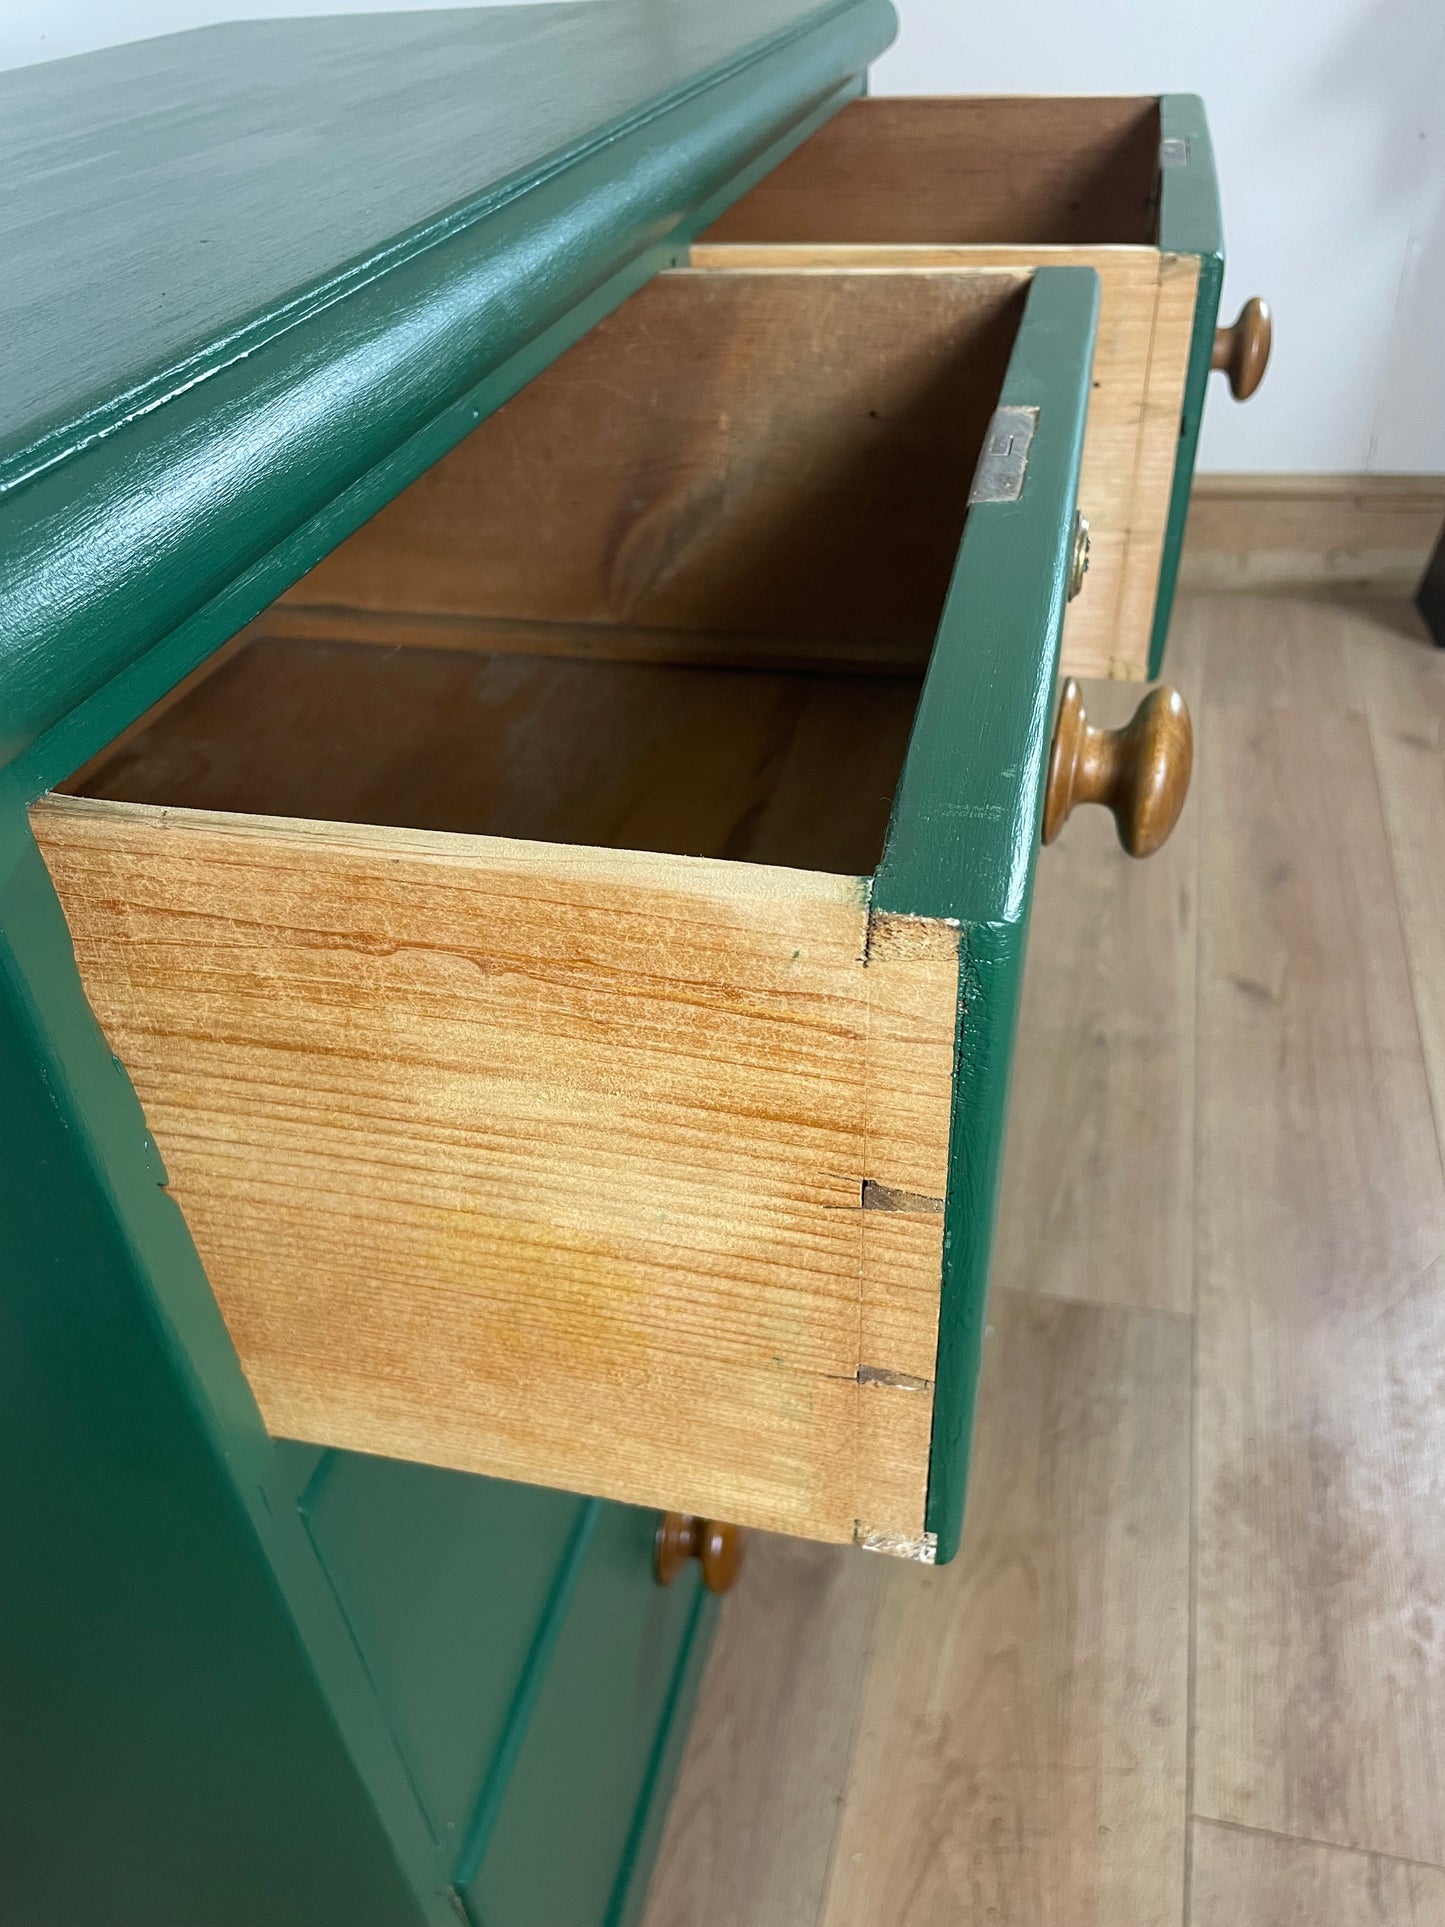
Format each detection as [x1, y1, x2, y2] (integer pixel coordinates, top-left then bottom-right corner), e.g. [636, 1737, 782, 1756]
[1417, 520, 1445, 646]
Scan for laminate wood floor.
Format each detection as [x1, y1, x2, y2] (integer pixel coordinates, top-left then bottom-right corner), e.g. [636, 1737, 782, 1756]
[642, 591, 1445, 1927]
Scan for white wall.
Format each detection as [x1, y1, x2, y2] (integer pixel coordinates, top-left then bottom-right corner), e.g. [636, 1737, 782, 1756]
[875, 0, 1445, 473]
[6, 0, 1443, 472]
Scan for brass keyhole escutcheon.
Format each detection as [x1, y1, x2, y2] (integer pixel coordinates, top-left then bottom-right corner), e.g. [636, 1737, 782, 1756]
[1212, 297, 1272, 399]
[1068, 512, 1091, 601]
[1043, 678, 1193, 858]
[654, 1513, 744, 1594]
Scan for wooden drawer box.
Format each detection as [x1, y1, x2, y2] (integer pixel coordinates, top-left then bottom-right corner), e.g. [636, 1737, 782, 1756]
[33, 260, 1100, 1563]
[697, 95, 1238, 681]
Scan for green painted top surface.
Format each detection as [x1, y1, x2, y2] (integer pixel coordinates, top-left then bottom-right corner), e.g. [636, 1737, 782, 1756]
[1, 2, 876, 479]
[0, 0, 893, 785]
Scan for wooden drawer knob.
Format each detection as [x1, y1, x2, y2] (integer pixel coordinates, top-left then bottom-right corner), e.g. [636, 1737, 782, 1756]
[1043, 679, 1192, 858]
[654, 1513, 744, 1594]
[1212, 297, 1272, 399]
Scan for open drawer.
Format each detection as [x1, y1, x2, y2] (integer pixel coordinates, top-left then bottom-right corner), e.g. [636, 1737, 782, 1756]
[32, 261, 1100, 1564]
[699, 95, 1261, 681]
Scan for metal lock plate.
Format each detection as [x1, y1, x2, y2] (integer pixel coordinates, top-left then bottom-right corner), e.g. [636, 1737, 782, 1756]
[968, 405, 1039, 505]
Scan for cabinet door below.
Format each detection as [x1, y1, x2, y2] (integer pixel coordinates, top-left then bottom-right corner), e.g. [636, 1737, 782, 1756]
[460, 1500, 711, 1927]
[301, 1450, 583, 1857]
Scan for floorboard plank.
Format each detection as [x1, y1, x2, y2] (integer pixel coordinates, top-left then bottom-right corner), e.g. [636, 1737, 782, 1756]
[1193, 672, 1445, 1861]
[643, 1534, 887, 1927]
[644, 594, 1445, 1922]
[1190, 1819, 1445, 1926]
[1351, 601, 1445, 1164]
[1193, 589, 1365, 713]
[994, 653, 1199, 1314]
[816, 1289, 1191, 1927]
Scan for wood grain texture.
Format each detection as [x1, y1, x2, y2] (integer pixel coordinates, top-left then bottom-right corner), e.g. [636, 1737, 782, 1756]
[700, 96, 1163, 246]
[1191, 1821, 1445, 1926]
[263, 267, 1026, 664]
[645, 596, 1445, 1927]
[235, 607, 937, 675]
[1180, 475, 1445, 593]
[690, 244, 1198, 681]
[1193, 665, 1445, 1859]
[644, 1533, 888, 1927]
[817, 1289, 1192, 1927]
[1115, 249, 1201, 670]
[993, 642, 1199, 1315]
[1041, 676, 1192, 856]
[1193, 587, 1366, 715]
[65, 635, 922, 877]
[32, 794, 959, 1548]
[1353, 603, 1445, 1160]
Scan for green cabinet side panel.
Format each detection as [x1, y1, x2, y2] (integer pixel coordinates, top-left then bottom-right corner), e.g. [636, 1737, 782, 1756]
[0, 806, 432, 1927]
[1148, 93, 1225, 676]
[302, 1450, 587, 1858]
[0, 1, 895, 795]
[873, 267, 1099, 1564]
[460, 1503, 706, 1927]
[0, 778, 718, 1924]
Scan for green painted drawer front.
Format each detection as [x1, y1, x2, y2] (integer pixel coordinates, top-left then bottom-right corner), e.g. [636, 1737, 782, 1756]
[1149, 93, 1225, 674]
[302, 1452, 585, 1857]
[874, 265, 1098, 1561]
[606, 1585, 720, 1927]
[459, 1501, 708, 1927]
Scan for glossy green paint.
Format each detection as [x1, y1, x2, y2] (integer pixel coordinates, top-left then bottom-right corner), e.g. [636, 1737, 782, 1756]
[608, 1583, 721, 1927]
[295, 1456, 713, 1921]
[0, 796, 440, 1926]
[1148, 93, 1226, 677]
[2, 6, 910, 1914]
[458, 1503, 707, 1926]
[2, 3, 869, 464]
[0, 0, 893, 794]
[873, 268, 1099, 1564]
[4, 14, 1185, 1899]
[299, 1453, 586, 1856]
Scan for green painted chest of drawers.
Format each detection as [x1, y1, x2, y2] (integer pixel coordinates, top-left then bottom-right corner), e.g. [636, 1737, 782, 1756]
[0, 8, 1259, 1921]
